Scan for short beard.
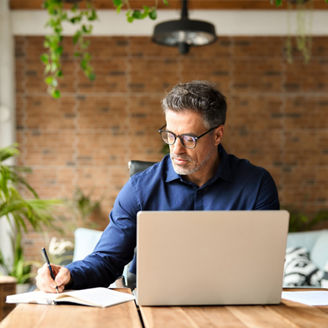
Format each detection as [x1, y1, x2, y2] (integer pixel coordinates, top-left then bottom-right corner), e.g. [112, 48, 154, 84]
[170, 149, 214, 176]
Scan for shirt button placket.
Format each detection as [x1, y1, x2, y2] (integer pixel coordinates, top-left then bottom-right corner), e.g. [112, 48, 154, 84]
[194, 188, 203, 210]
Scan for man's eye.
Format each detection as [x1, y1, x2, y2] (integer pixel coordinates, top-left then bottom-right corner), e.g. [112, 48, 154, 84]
[183, 136, 195, 143]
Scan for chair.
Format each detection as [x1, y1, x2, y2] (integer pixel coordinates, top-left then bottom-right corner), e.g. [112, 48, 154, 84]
[128, 160, 155, 176]
[124, 160, 155, 289]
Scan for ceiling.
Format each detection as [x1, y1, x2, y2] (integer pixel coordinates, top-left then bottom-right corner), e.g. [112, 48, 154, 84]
[9, 0, 328, 10]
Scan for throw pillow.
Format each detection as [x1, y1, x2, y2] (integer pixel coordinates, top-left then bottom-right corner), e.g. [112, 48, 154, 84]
[284, 247, 324, 287]
[321, 261, 328, 288]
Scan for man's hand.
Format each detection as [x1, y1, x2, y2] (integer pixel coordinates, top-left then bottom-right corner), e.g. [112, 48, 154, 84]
[36, 263, 71, 293]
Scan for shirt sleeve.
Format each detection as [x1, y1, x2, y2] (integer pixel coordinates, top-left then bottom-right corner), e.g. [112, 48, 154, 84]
[254, 169, 280, 210]
[66, 178, 140, 289]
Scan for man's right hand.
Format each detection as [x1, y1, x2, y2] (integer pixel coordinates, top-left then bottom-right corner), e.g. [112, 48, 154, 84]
[36, 263, 71, 293]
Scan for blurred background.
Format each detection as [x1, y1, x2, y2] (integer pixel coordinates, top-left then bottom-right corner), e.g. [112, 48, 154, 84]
[0, 0, 327, 288]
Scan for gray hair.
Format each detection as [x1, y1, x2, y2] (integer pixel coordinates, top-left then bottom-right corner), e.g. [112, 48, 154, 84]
[161, 81, 227, 128]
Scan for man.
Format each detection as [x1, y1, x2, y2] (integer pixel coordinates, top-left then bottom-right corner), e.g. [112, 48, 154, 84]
[36, 80, 279, 292]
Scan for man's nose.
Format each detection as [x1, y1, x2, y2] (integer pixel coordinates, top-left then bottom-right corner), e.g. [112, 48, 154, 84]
[171, 137, 185, 154]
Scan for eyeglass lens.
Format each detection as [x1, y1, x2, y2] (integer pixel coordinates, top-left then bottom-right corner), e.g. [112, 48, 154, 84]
[160, 131, 196, 149]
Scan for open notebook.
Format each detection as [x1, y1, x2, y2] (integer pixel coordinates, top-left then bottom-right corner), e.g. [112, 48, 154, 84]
[6, 287, 135, 308]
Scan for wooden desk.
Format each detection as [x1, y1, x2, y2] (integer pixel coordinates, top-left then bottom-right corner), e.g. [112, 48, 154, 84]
[0, 289, 142, 328]
[1, 289, 328, 328]
[140, 290, 328, 328]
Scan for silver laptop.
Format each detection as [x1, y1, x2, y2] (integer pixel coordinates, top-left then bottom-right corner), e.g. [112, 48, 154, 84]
[136, 210, 289, 306]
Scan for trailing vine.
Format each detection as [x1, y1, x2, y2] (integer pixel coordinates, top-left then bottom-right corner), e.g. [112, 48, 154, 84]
[41, 0, 168, 99]
[271, 0, 328, 63]
[42, 0, 97, 98]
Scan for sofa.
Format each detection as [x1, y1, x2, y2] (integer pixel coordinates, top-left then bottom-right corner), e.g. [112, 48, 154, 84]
[73, 227, 328, 288]
[286, 229, 328, 271]
[284, 229, 328, 287]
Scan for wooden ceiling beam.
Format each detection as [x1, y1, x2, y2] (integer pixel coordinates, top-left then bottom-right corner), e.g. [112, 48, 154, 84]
[9, 0, 328, 10]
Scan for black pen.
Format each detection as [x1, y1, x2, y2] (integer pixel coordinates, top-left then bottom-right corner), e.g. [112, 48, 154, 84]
[41, 247, 59, 293]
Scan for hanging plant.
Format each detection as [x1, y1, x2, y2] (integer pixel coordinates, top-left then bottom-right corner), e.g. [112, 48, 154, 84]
[114, 0, 168, 22]
[42, 0, 168, 99]
[42, 0, 97, 98]
[271, 0, 328, 63]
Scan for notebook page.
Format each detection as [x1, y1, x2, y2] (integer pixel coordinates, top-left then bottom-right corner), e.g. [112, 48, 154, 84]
[282, 291, 328, 306]
[56, 288, 135, 307]
[6, 290, 58, 305]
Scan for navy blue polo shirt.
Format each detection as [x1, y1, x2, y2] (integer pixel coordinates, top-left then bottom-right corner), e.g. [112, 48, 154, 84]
[67, 145, 279, 289]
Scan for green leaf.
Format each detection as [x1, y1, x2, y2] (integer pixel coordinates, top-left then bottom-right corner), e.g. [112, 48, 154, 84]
[113, 0, 123, 7]
[55, 45, 63, 55]
[83, 52, 91, 61]
[132, 10, 142, 20]
[52, 89, 61, 99]
[0, 144, 19, 162]
[88, 9, 98, 21]
[80, 58, 87, 70]
[40, 54, 49, 64]
[115, 4, 122, 13]
[149, 9, 157, 20]
[45, 76, 54, 85]
[70, 16, 82, 24]
[80, 40, 90, 50]
[162, 0, 169, 5]
[88, 72, 95, 81]
[73, 31, 82, 44]
[82, 25, 92, 34]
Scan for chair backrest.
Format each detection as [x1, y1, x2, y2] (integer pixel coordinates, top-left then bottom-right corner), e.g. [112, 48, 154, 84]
[73, 227, 102, 262]
[124, 160, 156, 289]
[128, 160, 155, 176]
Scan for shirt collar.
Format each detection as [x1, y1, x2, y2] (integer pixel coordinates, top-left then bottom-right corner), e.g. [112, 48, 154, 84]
[212, 144, 233, 183]
[165, 156, 180, 183]
[164, 144, 233, 184]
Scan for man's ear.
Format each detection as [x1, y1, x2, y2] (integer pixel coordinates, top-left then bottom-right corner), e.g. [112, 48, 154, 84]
[214, 125, 224, 146]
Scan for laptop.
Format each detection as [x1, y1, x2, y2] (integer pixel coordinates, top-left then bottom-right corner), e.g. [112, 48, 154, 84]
[136, 210, 289, 306]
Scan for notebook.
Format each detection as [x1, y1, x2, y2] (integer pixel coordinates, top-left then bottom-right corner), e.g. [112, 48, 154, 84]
[6, 287, 135, 308]
[136, 210, 289, 306]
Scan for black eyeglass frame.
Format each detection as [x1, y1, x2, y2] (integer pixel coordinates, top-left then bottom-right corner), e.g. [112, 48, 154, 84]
[158, 124, 220, 149]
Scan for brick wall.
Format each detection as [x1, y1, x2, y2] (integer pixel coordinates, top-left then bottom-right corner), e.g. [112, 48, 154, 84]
[15, 35, 328, 261]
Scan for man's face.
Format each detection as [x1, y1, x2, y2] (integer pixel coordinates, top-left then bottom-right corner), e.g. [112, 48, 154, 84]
[165, 109, 223, 181]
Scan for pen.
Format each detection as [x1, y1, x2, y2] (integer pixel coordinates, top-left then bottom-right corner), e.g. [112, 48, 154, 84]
[41, 247, 59, 293]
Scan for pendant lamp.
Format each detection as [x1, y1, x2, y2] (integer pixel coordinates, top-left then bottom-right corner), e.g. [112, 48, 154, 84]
[152, 0, 217, 54]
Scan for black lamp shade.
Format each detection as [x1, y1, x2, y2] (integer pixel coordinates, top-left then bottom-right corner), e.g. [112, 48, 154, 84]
[152, 0, 217, 54]
[153, 19, 216, 47]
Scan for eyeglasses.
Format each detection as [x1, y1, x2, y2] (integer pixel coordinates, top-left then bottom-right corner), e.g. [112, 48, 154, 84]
[158, 125, 219, 149]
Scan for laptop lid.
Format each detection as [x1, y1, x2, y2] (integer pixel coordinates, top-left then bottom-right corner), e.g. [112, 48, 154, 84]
[136, 210, 289, 306]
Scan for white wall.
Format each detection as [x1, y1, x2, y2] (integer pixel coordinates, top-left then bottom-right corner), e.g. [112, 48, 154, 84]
[0, 0, 15, 267]
[11, 9, 328, 36]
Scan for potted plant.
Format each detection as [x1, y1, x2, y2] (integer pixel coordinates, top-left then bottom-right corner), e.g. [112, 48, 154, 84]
[0, 144, 62, 290]
[0, 232, 35, 293]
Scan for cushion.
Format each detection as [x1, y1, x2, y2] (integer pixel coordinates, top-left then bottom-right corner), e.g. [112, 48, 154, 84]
[310, 231, 328, 270]
[73, 228, 103, 261]
[286, 230, 324, 252]
[321, 262, 328, 288]
[283, 247, 324, 287]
